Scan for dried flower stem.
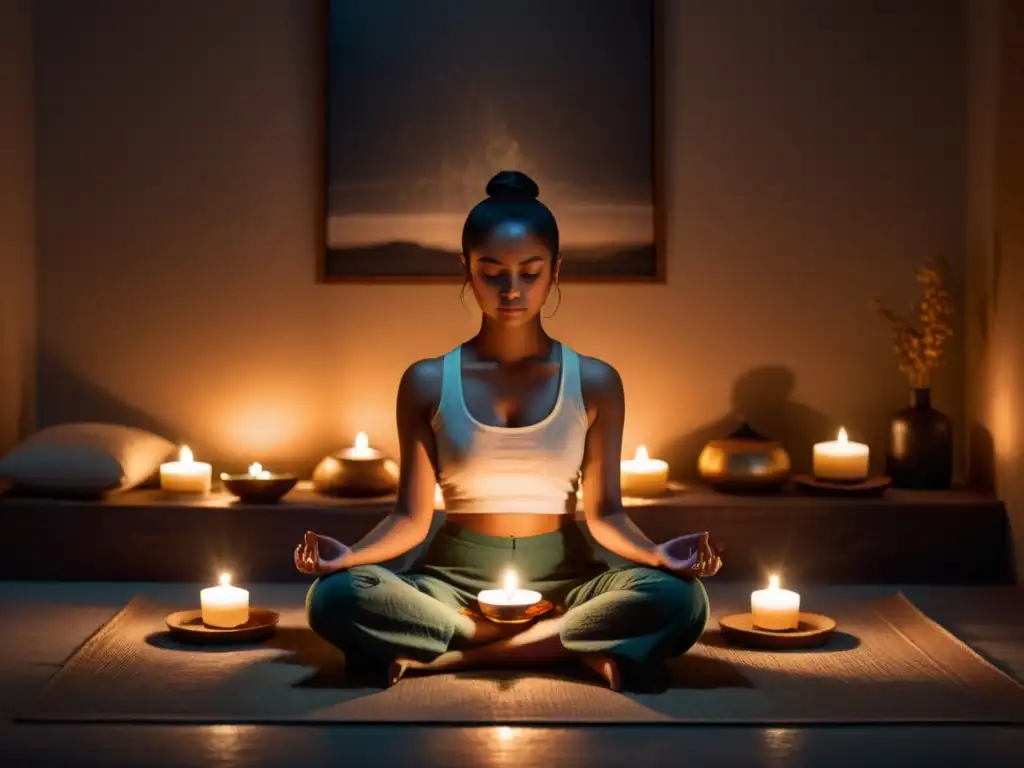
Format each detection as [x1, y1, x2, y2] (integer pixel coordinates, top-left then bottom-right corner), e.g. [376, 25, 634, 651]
[874, 258, 954, 389]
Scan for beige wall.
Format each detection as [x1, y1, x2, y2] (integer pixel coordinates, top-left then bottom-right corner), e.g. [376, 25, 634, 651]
[0, 0, 36, 454]
[33, 0, 967, 478]
[968, 0, 1024, 580]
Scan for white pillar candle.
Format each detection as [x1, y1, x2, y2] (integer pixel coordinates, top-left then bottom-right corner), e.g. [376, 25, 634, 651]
[812, 428, 869, 482]
[200, 573, 250, 628]
[160, 445, 212, 493]
[620, 445, 670, 497]
[751, 574, 801, 631]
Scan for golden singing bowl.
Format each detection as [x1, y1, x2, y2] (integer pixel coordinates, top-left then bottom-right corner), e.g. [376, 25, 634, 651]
[698, 422, 791, 493]
[312, 453, 399, 498]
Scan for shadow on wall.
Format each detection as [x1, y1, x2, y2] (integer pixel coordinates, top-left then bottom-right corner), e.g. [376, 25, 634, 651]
[969, 422, 996, 492]
[35, 346, 188, 449]
[663, 365, 839, 481]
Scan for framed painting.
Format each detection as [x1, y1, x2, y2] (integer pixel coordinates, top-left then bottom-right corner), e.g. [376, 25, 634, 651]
[319, 0, 664, 283]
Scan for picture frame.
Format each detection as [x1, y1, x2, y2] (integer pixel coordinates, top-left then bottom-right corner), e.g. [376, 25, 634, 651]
[318, 0, 665, 284]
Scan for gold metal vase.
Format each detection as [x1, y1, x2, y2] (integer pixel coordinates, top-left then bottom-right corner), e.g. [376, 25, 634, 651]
[698, 422, 791, 493]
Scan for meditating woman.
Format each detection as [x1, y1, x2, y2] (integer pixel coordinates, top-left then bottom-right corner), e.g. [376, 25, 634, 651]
[297, 171, 722, 690]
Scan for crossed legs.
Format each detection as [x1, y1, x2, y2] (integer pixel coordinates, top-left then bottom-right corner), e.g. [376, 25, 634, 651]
[306, 564, 709, 689]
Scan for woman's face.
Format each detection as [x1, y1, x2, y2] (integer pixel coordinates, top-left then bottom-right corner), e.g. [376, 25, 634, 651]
[462, 220, 557, 325]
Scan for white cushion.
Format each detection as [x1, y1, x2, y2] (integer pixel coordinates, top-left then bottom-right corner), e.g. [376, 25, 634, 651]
[0, 422, 176, 495]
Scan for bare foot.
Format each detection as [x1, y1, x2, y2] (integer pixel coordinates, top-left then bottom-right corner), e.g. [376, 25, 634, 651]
[580, 653, 621, 692]
[388, 657, 423, 686]
[459, 610, 530, 645]
[389, 651, 466, 685]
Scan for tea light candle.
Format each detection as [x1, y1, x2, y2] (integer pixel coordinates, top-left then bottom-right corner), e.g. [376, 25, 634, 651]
[751, 574, 800, 631]
[200, 572, 249, 628]
[479, 573, 544, 614]
[245, 461, 271, 479]
[160, 445, 212, 493]
[620, 445, 669, 497]
[813, 427, 869, 482]
[342, 431, 380, 459]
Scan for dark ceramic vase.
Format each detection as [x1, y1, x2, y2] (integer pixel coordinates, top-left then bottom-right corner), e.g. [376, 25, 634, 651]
[885, 388, 953, 489]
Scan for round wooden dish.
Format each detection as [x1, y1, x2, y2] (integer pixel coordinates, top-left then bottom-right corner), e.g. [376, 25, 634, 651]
[793, 474, 892, 497]
[478, 599, 554, 625]
[165, 608, 279, 644]
[719, 612, 836, 649]
[220, 474, 298, 503]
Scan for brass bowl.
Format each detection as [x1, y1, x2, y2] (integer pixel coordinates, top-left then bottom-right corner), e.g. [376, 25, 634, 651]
[220, 473, 298, 503]
[698, 422, 791, 493]
[312, 453, 399, 497]
[478, 598, 553, 624]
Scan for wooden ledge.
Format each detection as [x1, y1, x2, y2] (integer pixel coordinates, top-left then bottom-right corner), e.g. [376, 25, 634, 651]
[0, 482, 1009, 585]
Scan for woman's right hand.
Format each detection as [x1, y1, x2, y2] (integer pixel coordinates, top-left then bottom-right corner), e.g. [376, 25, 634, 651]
[294, 530, 352, 575]
[654, 532, 723, 580]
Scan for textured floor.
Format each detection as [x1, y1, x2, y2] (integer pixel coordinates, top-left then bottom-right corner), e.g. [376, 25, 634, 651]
[2, 581, 1023, 767]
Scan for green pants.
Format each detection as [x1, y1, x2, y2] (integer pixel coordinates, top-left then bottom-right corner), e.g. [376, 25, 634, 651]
[306, 521, 709, 666]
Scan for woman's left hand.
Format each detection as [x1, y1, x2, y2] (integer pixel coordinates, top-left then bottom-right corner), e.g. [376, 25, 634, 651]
[654, 532, 723, 580]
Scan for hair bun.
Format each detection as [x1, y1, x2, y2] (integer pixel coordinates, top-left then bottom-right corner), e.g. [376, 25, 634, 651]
[486, 170, 540, 201]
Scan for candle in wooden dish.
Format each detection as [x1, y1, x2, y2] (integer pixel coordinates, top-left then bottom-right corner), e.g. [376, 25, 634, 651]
[813, 427, 869, 482]
[200, 572, 249, 628]
[160, 445, 212, 493]
[220, 461, 297, 503]
[477, 569, 542, 623]
[620, 445, 669, 497]
[750, 574, 801, 631]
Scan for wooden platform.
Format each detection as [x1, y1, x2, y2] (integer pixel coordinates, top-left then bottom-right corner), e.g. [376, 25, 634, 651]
[0, 482, 1010, 584]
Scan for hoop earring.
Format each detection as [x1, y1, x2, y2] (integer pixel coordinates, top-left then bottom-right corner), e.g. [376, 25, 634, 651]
[459, 281, 472, 315]
[543, 280, 562, 319]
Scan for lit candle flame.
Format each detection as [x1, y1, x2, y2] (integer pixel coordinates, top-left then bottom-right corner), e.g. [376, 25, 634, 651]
[635, 445, 649, 461]
[180, 445, 194, 463]
[769, 574, 780, 590]
[347, 431, 377, 459]
[219, 572, 231, 587]
[503, 569, 518, 598]
[837, 428, 848, 443]
[247, 462, 271, 478]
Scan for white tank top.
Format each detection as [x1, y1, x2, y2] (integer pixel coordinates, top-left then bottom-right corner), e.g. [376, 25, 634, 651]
[430, 342, 589, 515]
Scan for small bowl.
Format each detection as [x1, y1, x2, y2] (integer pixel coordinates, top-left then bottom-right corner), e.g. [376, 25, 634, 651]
[477, 596, 552, 624]
[220, 473, 298, 503]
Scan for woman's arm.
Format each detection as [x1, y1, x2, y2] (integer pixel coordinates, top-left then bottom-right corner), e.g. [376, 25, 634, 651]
[578, 359, 664, 567]
[339, 360, 440, 569]
[578, 359, 721, 577]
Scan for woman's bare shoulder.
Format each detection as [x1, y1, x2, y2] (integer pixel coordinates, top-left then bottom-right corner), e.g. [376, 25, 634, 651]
[398, 357, 445, 416]
[576, 353, 623, 393]
[574, 352, 624, 413]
